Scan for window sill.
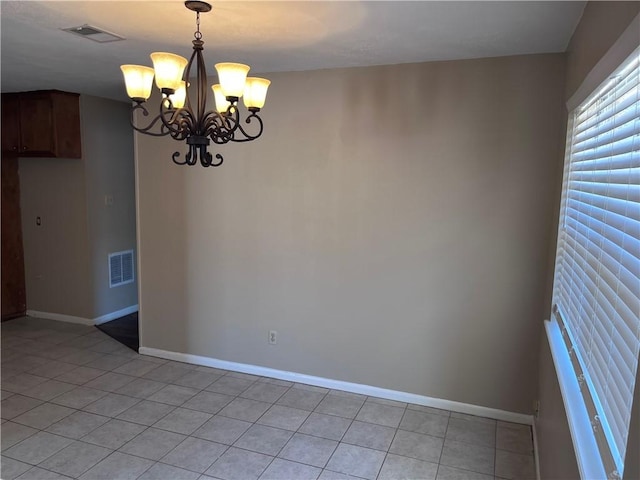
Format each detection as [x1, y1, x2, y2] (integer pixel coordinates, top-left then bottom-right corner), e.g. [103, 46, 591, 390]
[545, 319, 607, 480]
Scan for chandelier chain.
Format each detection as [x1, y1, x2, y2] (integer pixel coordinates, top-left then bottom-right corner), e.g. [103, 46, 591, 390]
[194, 11, 202, 40]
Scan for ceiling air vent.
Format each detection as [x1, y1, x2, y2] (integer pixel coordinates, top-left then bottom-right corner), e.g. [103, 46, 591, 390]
[62, 24, 125, 43]
[109, 250, 134, 288]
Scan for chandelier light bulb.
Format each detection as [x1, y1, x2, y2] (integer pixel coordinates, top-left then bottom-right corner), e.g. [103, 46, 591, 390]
[120, 65, 155, 102]
[215, 63, 250, 99]
[150, 52, 188, 93]
[169, 81, 188, 108]
[243, 77, 271, 110]
[212, 84, 231, 113]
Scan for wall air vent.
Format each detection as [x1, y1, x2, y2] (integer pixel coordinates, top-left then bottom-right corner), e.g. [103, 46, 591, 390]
[109, 250, 134, 288]
[61, 24, 125, 43]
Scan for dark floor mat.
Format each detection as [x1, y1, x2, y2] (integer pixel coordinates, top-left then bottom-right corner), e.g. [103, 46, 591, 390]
[96, 312, 139, 352]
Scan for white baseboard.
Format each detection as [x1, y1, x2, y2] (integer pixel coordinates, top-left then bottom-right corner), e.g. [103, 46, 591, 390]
[26, 310, 94, 326]
[139, 346, 534, 426]
[94, 305, 138, 325]
[27, 305, 138, 326]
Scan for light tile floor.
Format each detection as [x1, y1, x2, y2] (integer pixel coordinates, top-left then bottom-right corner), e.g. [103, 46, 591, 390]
[1, 317, 536, 480]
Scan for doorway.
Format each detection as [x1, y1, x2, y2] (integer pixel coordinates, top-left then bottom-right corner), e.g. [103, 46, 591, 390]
[96, 311, 139, 351]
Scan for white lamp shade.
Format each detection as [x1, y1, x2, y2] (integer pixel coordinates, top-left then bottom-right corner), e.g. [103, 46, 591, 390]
[169, 81, 188, 108]
[150, 52, 188, 91]
[120, 65, 155, 101]
[243, 77, 270, 109]
[212, 84, 231, 113]
[215, 63, 250, 98]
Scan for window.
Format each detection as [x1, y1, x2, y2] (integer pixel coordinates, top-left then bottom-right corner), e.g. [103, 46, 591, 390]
[551, 46, 639, 478]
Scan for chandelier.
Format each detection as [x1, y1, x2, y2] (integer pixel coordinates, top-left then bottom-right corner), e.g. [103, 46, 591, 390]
[120, 1, 270, 167]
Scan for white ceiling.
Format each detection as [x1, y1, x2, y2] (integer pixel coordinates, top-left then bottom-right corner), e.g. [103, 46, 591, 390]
[1, 1, 585, 102]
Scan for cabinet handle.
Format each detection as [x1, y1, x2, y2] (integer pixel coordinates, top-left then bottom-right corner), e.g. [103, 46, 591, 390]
[12, 146, 17, 151]
[22, 146, 27, 150]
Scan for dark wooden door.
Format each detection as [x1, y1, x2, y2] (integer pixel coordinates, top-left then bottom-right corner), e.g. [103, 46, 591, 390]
[1, 154, 26, 319]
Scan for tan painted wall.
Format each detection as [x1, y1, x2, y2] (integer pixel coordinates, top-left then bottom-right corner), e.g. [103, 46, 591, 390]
[565, 1, 640, 100]
[20, 95, 137, 320]
[536, 2, 640, 479]
[82, 95, 138, 318]
[20, 156, 93, 318]
[137, 53, 566, 414]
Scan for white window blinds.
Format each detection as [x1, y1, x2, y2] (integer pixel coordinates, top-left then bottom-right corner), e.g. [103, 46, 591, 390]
[552, 46, 640, 476]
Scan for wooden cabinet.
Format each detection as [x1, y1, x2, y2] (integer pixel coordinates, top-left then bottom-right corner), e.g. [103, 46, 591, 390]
[1, 154, 26, 319]
[2, 95, 21, 154]
[1, 90, 82, 159]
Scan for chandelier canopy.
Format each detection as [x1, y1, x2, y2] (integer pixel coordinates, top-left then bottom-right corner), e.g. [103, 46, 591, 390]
[120, 1, 270, 168]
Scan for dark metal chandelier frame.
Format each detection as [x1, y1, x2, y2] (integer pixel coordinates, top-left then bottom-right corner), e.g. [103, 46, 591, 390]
[129, 1, 265, 168]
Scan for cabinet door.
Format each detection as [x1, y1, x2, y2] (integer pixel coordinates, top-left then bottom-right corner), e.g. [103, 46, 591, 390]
[1, 94, 21, 154]
[51, 92, 82, 159]
[19, 93, 56, 156]
[1, 154, 26, 319]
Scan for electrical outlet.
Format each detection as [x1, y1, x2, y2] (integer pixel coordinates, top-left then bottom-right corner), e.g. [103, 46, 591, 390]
[269, 330, 277, 345]
[534, 400, 540, 418]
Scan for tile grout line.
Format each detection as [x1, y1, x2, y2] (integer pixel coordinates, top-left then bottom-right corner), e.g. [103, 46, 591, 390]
[241, 382, 294, 470]
[373, 400, 408, 480]
[433, 410, 453, 480]
[3, 320, 535, 480]
[243, 382, 326, 478]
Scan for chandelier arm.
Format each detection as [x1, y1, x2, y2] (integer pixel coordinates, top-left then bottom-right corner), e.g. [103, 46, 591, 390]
[157, 97, 191, 137]
[211, 134, 232, 145]
[130, 97, 189, 139]
[225, 104, 241, 131]
[195, 43, 208, 133]
[168, 110, 195, 141]
[129, 103, 173, 137]
[199, 145, 224, 167]
[180, 35, 208, 135]
[172, 144, 197, 166]
[202, 111, 224, 135]
[207, 105, 243, 144]
[202, 111, 235, 144]
[230, 112, 264, 142]
[209, 153, 224, 167]
[172, 150, 189, 166]
[171, 143, 223, 167]
[181, 46, 198, 121]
